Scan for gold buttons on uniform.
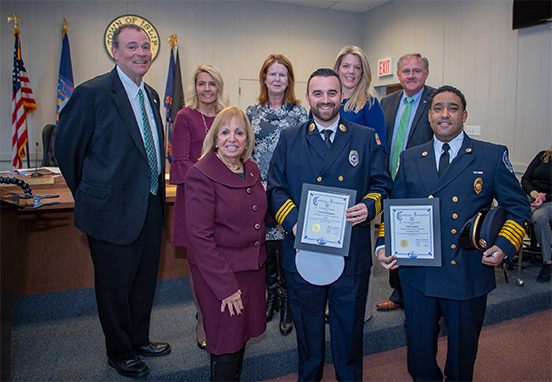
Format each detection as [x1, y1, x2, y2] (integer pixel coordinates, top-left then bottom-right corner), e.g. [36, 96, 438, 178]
[451, 260, 456, 265]
[339, 124, 346, 132]
[451, 229, 457, 234]
[246, 188, 252, 194]
[338, 176, 343, 182]
[422, 151, 428, 156]
[451, 244, 457, 249]
[428, 195, 434, 199]
[466, 148, 472, 153]
[317, 177, 322, 182]
[452, 213, 458, 219]
[309, 123, 315, 132]
[255, 224, 260, 230]
[452, 196, 458, 202]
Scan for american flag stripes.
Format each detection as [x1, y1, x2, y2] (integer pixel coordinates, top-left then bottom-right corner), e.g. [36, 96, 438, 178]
[12, 27, 37, 168]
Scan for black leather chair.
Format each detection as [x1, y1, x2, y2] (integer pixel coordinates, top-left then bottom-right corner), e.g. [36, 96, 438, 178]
[41, 124, 57, 167]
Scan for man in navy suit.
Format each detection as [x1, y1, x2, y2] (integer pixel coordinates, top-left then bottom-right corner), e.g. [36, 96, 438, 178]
[376, 85, 531, 381]
[267, 68, 392, 381]
[377, 53, 435, 311]
[56, 24, 170, 378]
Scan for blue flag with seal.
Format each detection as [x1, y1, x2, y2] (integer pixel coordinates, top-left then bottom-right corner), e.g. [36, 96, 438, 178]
[164, 36, 184, 164]
[57, 20, 73, 123]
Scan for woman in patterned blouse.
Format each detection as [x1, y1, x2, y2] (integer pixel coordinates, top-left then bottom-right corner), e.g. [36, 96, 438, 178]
[246, 54, 308, 336]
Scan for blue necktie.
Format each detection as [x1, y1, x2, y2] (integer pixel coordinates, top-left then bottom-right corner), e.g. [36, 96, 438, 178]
[138, 89, 159, 195]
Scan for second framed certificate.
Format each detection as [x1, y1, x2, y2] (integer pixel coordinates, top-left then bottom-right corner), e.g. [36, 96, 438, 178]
[294, 184, 356, 257]
[383, 198, 442, 267]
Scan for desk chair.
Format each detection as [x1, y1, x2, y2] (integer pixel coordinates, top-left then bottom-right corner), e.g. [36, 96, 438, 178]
[42, 124, 57, 166]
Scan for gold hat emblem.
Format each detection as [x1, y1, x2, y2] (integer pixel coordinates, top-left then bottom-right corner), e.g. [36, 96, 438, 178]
[309, 123, 315, 132]
[474, 177, 483, 194]
[339, 124, 346, 132]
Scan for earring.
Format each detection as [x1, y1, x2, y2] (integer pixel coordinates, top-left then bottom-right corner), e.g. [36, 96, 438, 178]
[215, 145, 218, 148]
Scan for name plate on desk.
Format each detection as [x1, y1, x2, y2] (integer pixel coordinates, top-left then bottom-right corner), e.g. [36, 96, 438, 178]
[384, 198, 442, 267]
[294, 184, 356, 256]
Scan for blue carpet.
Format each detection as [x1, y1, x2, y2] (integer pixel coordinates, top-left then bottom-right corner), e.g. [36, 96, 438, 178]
[11, 261, 551, 381]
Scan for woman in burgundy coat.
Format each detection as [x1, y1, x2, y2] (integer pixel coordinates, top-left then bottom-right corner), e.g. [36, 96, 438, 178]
[185, 107, 267, 381]
[170, 65, 230, 349]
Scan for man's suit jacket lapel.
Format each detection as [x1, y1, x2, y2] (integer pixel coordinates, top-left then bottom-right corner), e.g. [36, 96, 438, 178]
[110, 69, 149, 162]
[415, 135, 476, 195]
[407, 86, 431, 144]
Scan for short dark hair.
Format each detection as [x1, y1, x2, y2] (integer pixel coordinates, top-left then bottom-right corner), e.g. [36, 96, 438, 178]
[429, 85, 467, 111]
[307, 68, 342, 94]
[112, 24, 149, 49]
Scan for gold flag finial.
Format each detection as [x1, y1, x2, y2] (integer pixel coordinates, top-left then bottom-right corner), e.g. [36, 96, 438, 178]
[8, 13, 22, 28]
[168, 34, 178, 48]
[62, 18, 68, 37]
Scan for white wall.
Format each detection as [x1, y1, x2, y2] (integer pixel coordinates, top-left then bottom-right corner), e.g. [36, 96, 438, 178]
[364, 0, 552, 173]
[0, 1, 363, 164]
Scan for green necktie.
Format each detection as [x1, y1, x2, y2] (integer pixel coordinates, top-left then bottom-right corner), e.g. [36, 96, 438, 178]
[138, 89, 159, 195]
[390, 97, 414, 180]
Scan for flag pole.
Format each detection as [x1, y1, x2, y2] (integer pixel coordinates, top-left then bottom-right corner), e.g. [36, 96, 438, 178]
[165, 34, 178, 164]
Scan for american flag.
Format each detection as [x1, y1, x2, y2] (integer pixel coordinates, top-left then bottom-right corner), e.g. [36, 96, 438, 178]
[12, 27, 37, 168]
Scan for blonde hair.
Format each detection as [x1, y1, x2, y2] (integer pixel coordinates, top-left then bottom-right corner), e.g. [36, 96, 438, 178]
[257, 54, 300, 106]
[185, 65, 230, 113]
[542, 142, 552, 163]
[333, 45, 374, 114]
[201, 107, 255, 161]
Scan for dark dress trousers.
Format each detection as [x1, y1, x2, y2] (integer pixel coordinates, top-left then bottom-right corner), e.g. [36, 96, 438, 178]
[380, 85, 435, 305]
[376, 135, 531, 381]
[55, 67, 166, 360]
[185, 151, 267, 355]
[267, 119, 392, 381]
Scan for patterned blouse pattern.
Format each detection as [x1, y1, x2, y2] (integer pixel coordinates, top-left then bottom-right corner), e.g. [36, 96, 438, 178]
[246, 101, 308, 240]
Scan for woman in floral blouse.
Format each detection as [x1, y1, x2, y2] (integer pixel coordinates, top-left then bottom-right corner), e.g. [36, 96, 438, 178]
[246, 54, 308, 335]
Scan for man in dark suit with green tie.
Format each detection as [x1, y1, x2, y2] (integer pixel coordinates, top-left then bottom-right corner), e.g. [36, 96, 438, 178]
[56, 24, 170, 379]
[377, 53, 435, 311]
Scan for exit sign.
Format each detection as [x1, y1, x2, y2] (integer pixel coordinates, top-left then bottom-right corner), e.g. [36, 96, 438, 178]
[378, 57, 393, 77]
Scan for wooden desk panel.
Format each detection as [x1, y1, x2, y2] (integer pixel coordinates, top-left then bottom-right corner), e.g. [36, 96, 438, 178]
[2, 178, 189, 296]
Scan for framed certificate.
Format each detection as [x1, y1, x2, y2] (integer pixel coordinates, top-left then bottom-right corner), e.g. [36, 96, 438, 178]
[294, 184, 356, 257]
[383, 198, 442, 267]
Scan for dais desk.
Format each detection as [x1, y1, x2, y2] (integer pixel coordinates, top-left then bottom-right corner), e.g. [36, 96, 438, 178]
[1, 174, 189, 297]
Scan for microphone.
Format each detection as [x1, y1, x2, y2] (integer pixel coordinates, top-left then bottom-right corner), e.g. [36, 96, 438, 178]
[31, 142, 42, 177]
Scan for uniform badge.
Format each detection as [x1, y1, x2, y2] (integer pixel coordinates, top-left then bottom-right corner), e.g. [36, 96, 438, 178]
[375, 133, 381, 146]
[349, 150, 359, 167]
[309, 123, 315, 132]
[502, 150, 514, 173]
[474, 177, 483, 194]
[339, 124, 346, 132]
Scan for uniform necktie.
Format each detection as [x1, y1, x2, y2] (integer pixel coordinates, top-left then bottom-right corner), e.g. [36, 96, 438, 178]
[138, 89, 159, 195]
[438, 143, 450, 178]
[390, 97, 414, 180]
[322, 129, 332, 148]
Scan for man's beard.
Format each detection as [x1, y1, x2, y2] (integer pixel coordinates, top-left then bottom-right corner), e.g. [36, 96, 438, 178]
[311, 102, 340, 122]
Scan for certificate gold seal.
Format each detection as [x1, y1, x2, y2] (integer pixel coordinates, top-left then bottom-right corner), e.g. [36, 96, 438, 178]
[400, 239, 409, 248]
[312, 223, 321, 232]
[474, 178, 483, 194]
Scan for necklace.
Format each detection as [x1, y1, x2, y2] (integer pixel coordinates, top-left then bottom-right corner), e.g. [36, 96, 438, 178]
[216, 152, 242, 172]
[200, 112, 209, 134]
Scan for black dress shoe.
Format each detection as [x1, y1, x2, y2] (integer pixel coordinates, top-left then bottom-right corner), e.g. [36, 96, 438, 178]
[108, 356, 150, 378]
[134, 342, 171, 357]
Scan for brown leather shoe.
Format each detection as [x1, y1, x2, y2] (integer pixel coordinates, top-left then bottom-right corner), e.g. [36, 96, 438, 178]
[376, 300, 401, 310]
